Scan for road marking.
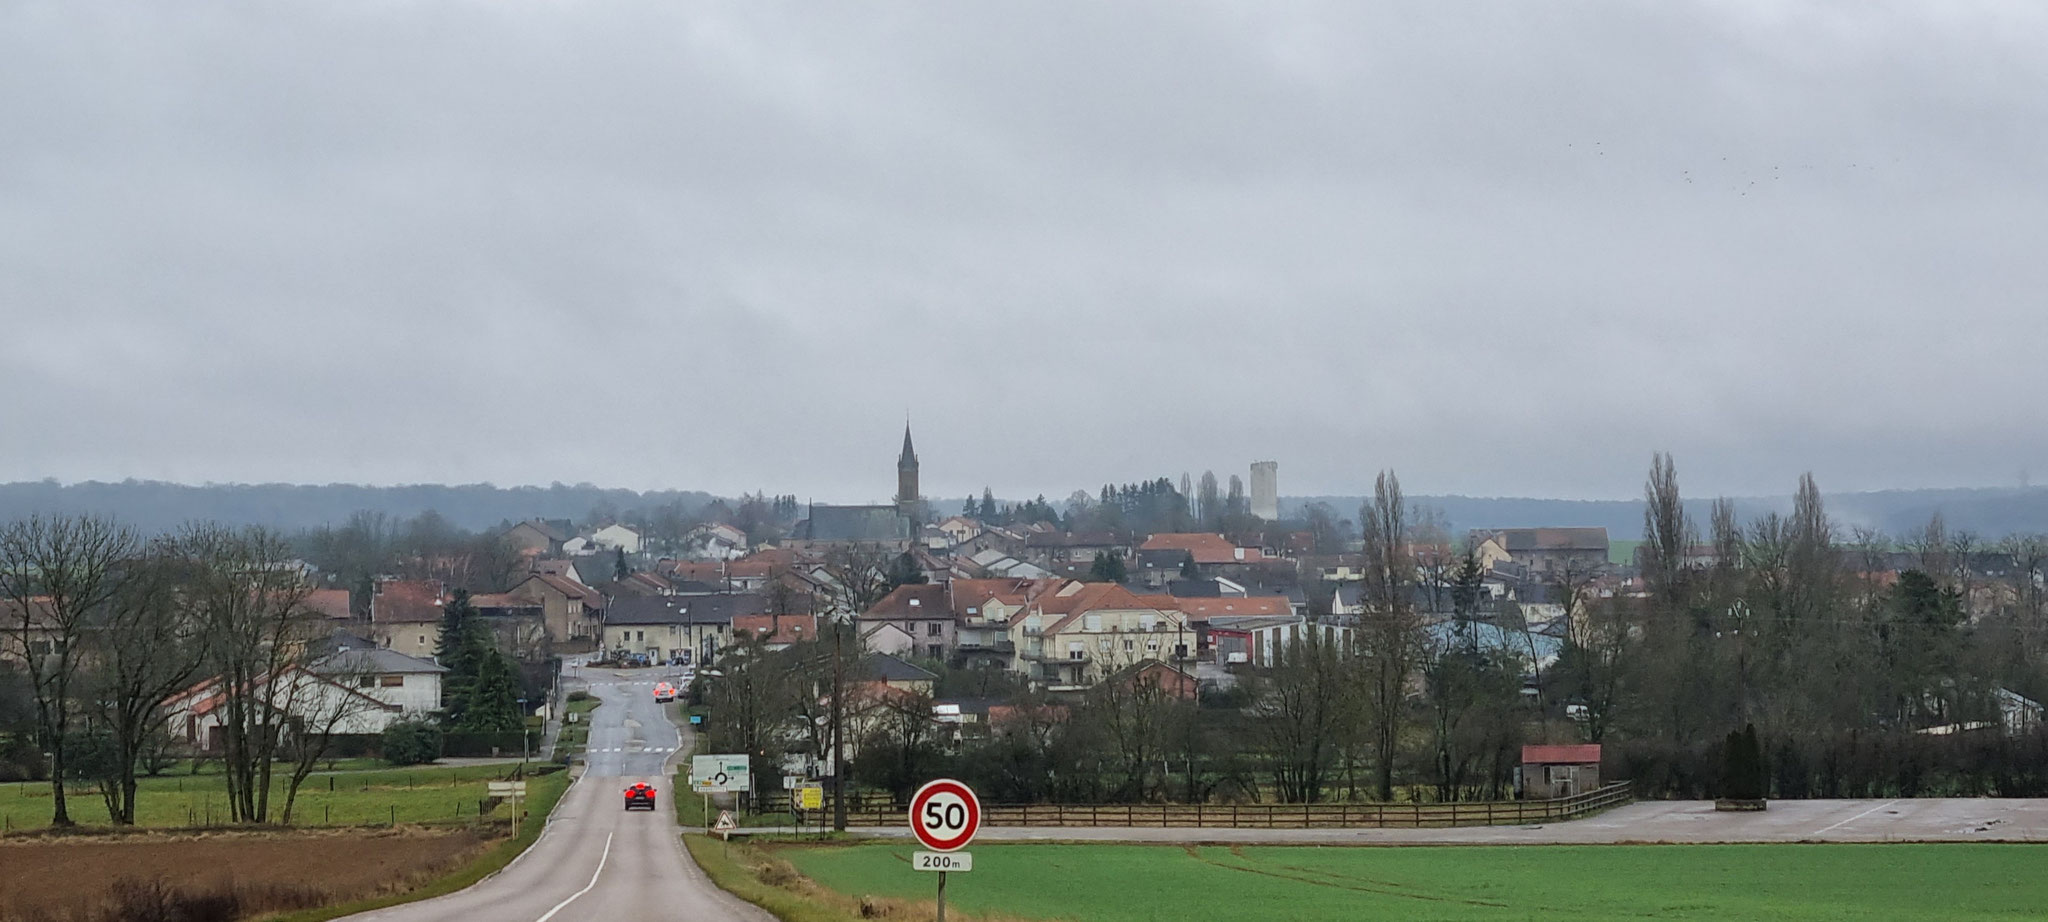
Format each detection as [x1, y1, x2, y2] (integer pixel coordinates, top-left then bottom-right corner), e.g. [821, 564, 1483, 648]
[1815, 800, 1899, 835]
[534, 832, 612, 922]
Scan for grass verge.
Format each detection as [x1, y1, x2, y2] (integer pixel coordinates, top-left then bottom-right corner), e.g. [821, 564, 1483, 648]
[684, 834, 1031, 922]
[261, 766, 573, 922]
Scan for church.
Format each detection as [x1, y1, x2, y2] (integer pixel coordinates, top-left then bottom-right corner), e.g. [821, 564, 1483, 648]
[784, 426, 924, 548]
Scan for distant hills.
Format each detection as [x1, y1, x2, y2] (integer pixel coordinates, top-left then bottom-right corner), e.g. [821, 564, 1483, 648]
[1284, 488, 2048, 541]
[0, 480, 717, 534]
[4, 479, 2045, 541]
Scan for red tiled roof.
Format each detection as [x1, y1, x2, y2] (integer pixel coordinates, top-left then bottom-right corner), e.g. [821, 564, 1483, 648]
[862, 584, 951, 620]
[1521, 744, 1601, 764]
[527, 572, 608, 609]
[304, 588, 353, 620]
[1141, 533, 1262, 566]
[732, 614, 817, 645]
[370, 580, 443, 624]
[1175, 596, 1291, 622]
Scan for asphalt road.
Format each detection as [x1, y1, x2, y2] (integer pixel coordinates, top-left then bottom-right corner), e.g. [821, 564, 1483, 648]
[339, 663, 770, 922]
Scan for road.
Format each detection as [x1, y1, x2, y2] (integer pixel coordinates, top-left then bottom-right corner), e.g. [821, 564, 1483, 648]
[340, 662, 770, 922]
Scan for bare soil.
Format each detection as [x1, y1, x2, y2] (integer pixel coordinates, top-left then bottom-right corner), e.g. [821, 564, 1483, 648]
[0, 827, 486, 921]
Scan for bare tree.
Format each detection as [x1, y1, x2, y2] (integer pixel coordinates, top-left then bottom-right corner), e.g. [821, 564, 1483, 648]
[0, 516, 138, 827]
[277, 652, 383, 824]
[1357, 470, 1421, 800]
[81, 543, 208, 824]
[1250, 628, 1351, 803]
[820, 543, 892, 616]
[182, 525, 320, 824]
[1640, 452, 1694, 612]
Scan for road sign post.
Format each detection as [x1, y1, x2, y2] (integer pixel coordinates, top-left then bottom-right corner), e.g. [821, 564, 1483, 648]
[488, 780, 528, 840]
[908, 779, 981, 922]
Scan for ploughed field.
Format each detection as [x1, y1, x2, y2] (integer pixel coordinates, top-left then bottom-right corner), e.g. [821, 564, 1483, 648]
[0, 827, 485, 921]
[0, 763, 525, 831]
[780, 841, 2048, 921]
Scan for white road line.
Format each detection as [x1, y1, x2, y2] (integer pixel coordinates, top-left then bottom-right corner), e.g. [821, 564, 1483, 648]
[1815, 800, 1900, 835]
[534, 832, 613, 922]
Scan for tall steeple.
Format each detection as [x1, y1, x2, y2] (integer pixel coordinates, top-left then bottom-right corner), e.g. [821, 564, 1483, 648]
[895, 424, 920, 512]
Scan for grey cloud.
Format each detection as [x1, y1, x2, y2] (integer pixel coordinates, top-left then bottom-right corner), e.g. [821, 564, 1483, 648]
[3, 1, 2046, 503]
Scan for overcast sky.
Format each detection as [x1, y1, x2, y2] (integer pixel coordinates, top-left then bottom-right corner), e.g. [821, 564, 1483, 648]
[4, 2, 2046, 504]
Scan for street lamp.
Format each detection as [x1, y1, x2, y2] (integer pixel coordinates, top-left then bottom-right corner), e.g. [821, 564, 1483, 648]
[517, 698, 530, 768]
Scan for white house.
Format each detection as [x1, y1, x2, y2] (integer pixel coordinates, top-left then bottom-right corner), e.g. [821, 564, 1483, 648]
[163, 667, 403, 752]
[592, 524, 644, 554]
[311, 646, 447, 716]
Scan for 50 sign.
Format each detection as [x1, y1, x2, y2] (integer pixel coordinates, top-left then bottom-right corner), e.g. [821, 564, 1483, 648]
[908, 779, 981, 852]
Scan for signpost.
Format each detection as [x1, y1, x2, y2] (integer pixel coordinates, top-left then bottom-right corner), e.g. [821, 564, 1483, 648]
[488, 780, 527, 839]
[908, 779, 980, 922]
[690, 754, 750, 832]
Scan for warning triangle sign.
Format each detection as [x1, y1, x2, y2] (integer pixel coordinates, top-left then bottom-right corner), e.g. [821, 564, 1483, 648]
[714, 810, 737, 831]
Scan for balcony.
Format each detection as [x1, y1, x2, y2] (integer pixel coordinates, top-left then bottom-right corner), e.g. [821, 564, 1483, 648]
[1020, 648, 1088, 664]
[956, 639, 1016, 654]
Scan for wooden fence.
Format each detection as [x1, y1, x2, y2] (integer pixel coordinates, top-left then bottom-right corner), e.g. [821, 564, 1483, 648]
[817, 781, 1634, 829]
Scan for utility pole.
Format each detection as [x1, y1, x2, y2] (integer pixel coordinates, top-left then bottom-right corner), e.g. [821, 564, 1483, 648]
[831, 616, 848, 831]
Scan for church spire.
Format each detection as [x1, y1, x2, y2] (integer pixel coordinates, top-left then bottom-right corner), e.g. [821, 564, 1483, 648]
[896, 423, 920, 514]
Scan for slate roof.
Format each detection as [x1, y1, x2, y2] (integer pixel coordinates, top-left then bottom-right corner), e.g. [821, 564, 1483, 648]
[604, 593, 767, 626]
[861, 584, 951, 620]
[313, 646, 449, 676]
[792, 505, 914, 542]
[863, 652, 937, 683]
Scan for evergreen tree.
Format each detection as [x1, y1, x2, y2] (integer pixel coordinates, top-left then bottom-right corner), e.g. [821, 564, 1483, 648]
[614, 546, 629, 581]
[980, 488, 998, 521]
[1180, 552, 1199, 580]
[433, 590, 492, 726]
[1089, 551, 1127, 583]
[884, 551, 929, 592]
[460, 651, 525, 733]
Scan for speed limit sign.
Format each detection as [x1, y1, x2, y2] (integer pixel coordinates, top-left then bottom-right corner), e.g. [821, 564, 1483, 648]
[908, 778, 981, 852]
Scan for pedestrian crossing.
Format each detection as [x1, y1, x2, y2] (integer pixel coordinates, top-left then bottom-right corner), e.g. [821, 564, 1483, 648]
[592, 747, 676, 754]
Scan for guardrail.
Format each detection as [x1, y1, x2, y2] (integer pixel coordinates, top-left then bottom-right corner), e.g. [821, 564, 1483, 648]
[817, 781, 1633, 829]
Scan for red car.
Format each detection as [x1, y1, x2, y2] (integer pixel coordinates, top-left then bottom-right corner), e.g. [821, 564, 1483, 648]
[623, 783, 658, 811]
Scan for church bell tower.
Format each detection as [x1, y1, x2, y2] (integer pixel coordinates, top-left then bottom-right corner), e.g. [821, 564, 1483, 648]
[895, 424, 920, 516]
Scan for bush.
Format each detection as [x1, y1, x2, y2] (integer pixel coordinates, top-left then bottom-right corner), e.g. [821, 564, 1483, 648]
[566, 690, 592, 703]
[1722, 722, 1767, 800]
[382, 719, 443, 766]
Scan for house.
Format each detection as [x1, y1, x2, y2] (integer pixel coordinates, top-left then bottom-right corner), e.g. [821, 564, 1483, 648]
[591, 524, 643, 554]
[966, 548, 1051, 580]
[682, 523, 749, 560]
[507, 571, 607, 645]
[1520, 743, 1602, 798]
[163, 666, 404, 753]
[860, 584, 955, 662]
[0, 596, 60, 666]
[504, 519, 573, 556]
[531, 558, 592, 587]
[367, 579, 445, 659]
[731, 614, 818, 651]
[466, 592, 550, 659]
[304, 588, 355, 621]
[861, 621, 917, 657]
[1023, 531, 1123, 565]
[1008, 583, 1193, 687]
[602, 593, 767, 664]
[863, 652, 937, 694]
[935, 516, 983, 547]
[1135, 533, 1268, 583]
[1481, 528, 1609, 576]
[1102, 659, 1198, 700]
[310, 644, 447, 715]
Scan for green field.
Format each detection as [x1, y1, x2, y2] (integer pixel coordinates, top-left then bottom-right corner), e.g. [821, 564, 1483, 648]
[778, 842, 2048, 921]
[0, 762, 538, 831]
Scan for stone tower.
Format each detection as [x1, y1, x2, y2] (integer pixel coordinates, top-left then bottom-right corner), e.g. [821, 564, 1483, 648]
[1250, 461, 1279, 520]
[896, 424, 920, 514]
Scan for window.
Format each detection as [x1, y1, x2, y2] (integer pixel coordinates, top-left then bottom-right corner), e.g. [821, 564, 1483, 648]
[417, 634, 426, 647]
[1098, 638, 1111, 652]
[926, 622, 943, 637]
[1138, 613, 1156, 631]
[28, 640, 52, 656]
[1123, 639, 1135, 652]
[1083, 614, 1102, 631]
[357, 676, 375, 688]
[927, 644, 943, 659]
[636, 630, 645, 642]
[380, 675, 405, 688]
[1146, 640, 1159, 653]
[1023, 616, 1041, 635]
[1067, 641, 1084, 660]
